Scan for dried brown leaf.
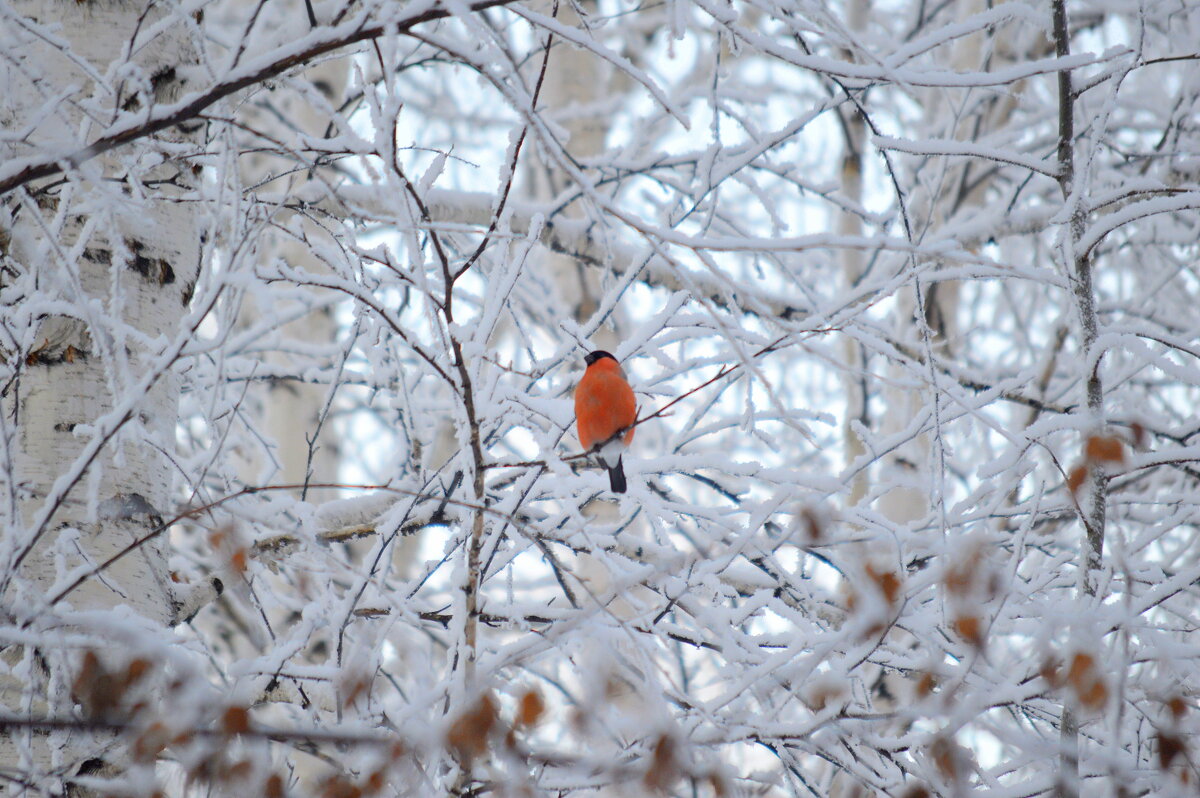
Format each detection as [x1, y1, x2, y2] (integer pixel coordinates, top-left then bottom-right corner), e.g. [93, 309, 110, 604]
[804, 679, 846, 711]
[221, 706, 251, 735]
[798, 506, 823, 542]
[516, 688, 545, 728]
[73, 650, 122, 719]
[1039, 657, 1062, 688]
[1157, 732, 1186, 769]
[341, 673, 370, 708]
[226, 759, 253, 782]
[943, 542, 983, 597]
[230, 547, 248, 574]
[916, 672, 937, 698]
[364, 769, 385, 795]
[132, 722, 170, 762]
[264, 774, 286, 798]
[643, 734, 677, 794]
[930, 736, 959, 781]
[1085, 435, 1126, 464]
[707, 771, 730, 798]
[124, 658, 151, 687]
[1130, 422, 1146, 448]
[952, 614, 984, 648]
[446, 693, 497, 762]
[320, 776, 362, 798]
[865, 564, 902, 606]
[1067, 464, 1089, 496]
[1066, 653, 1108, 711]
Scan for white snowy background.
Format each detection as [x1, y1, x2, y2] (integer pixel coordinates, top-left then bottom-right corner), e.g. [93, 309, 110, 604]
[1, 0, 1199, 794]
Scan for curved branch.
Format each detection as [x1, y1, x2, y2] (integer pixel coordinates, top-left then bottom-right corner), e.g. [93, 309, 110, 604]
[0, 0, 517, 196]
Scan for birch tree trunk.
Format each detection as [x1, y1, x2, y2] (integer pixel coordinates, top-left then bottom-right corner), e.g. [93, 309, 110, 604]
[528, 0, 617, 336]
[236, 55, 349, 504]
[834, 0, 1039, 790]
[0, 0, 201, 788]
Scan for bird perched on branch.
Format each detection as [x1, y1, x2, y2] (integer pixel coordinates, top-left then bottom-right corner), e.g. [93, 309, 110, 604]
[575, 350, 637, 493]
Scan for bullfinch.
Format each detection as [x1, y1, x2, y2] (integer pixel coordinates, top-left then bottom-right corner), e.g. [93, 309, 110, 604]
[575, 350, 637, 493]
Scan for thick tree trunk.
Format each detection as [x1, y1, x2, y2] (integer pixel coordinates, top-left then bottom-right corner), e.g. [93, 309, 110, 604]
[0, 0, 200, 788]
[529, 0, 617, 336]
[236, 57, 349, 503]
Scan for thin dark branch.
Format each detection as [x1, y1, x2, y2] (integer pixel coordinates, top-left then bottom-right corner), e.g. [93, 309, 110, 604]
[0, 0, 518, 196]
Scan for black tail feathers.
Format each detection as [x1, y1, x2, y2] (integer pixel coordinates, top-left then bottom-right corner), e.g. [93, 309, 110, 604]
[608, 457, 627, 493]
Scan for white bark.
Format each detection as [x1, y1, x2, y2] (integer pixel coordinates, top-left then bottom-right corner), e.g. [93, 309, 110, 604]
[236, 57, 350, 502]
[837, 0, 869, 510]
[528, 0, 618, 338]
[0, 0, 201, 786]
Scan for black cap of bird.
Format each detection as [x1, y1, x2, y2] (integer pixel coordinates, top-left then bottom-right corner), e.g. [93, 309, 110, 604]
[575, 351, 637, 493]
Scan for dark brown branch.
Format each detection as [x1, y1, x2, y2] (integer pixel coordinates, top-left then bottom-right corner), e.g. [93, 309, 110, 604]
[41, 482, 523, 612]
[0, 0, 518, 197]
[0, 714, 398, 749]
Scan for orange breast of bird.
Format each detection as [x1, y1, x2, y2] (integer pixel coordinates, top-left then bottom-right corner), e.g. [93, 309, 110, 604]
[575, 359, 636, 451]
